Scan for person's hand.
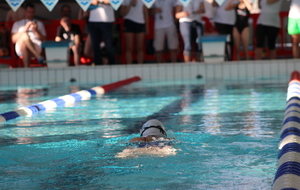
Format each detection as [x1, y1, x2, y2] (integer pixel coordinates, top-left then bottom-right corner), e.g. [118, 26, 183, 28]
[182, 11, 189, 17]
[30, 22, 38, 32]
[24, 21, 33, 31]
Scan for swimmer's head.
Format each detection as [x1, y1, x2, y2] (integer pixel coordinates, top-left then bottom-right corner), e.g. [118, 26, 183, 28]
[140, 119, 167, 137]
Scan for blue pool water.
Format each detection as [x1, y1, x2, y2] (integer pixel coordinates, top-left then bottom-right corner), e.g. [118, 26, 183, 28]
[0, 79, 287, 189]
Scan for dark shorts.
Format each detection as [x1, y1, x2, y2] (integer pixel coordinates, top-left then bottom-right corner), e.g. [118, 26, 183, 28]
[214, 22, 233, 35]
[256, 24, 279, 50]
[124, 19, 145, 33]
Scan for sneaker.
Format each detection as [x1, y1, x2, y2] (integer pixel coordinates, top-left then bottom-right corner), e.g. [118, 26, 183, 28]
[38, 56, 45, 64]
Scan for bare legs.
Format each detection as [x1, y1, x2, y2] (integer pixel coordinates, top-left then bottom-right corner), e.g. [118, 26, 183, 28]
[155, 49, 177, 63]
[136, 33, 144, 64]
[291, 34, 300, 58]
[83, 34, 93, 59]
[125, 32, 145, 64]
[71, 45, 80, 66]
[17, 33, 42, 67]
[233, 27, 249, 60]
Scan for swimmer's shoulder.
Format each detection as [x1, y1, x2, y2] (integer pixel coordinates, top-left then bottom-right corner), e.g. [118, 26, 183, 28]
[130, 137, 145, 142]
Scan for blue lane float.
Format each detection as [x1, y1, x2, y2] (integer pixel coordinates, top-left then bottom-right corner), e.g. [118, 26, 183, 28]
[0, 76, 141, 123]
[273, 71, 300, 190]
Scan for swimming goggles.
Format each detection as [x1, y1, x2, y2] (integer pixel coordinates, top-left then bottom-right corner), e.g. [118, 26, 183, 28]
[140, 125, 167, 137]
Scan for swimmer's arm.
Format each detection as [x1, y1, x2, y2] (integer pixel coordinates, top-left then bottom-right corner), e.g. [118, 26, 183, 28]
[129, 137, 144, 142]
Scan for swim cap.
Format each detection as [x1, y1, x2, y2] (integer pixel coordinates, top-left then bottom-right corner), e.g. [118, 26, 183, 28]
[140, 119, 167, 137]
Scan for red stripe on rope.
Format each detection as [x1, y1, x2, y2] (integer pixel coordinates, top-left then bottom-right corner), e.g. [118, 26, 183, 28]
[101, 76, 141, 92]
[290, 71, 300, 82]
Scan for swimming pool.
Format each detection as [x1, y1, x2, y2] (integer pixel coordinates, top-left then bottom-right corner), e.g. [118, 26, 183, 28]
[0, 78, 286, 189]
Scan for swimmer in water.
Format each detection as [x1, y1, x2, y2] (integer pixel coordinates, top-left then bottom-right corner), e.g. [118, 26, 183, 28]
[130, 119, 170, 143]
[116, 119, 177, 158]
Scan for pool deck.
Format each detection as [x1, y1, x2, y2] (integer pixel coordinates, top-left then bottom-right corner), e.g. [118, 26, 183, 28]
[0, 59, 299, 86]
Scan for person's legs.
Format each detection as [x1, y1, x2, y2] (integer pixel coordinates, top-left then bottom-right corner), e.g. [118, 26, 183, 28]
[291, 34, 300, 58]
[267, 26, 279, 60]
[288, 17, 300, 58]
[88, 22, 102, 65]
[166, 25, 178, 63]
[15, 33, 43, 67]
[241, 27, 250, 60]
[154, 28, 165, 63]
[101, 23, 115, 65]
[17, 43, 30, 67]
[125, 32, 134, 64]
[232, 27, 241, 60]
[179, 22, 192, 62]
[136, 32, 145, 64]
[255, 24, 265, 60]
[71, 45, 80, 66]
[215, 23, 233, 61]
[194, 21, 203, 62]
[17, 33, 41, 59]
[84, 34, 93, 58]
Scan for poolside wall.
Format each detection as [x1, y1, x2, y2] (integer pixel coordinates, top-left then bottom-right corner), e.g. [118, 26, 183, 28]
[0, 59, 300, 86]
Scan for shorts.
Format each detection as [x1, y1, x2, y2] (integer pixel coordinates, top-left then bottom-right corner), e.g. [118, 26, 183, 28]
[15, 42, 42, 57]
[256, 24, 279, 50]
[214, 22, 233, 35]
[288, 17, 300, 35]
[154, 25, 178, 51]
[124, 19, 145, 33]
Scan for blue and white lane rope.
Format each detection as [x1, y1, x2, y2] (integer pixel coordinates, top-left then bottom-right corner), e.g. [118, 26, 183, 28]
[273, 71, 300, 190]
[0, 76, 141, 123]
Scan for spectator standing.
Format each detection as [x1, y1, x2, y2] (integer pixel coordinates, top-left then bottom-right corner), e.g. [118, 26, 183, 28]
[175, 0, 205, 63]
[55, 16, 82, 66]
[212, 0, 235, 60]
[255, 0, 281, 60]
[120, 0, 149, 64]
[225, 0, 252, 60]
[6, 3, 25, 22]
[11, 3, 46, 67]
[0, 3, 25, 57]
[88, 0, 115, 65]
[288, 0, 300, 58]
[150, 0, 178, 63]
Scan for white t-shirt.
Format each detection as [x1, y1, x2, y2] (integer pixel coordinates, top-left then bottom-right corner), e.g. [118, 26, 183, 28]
[257, 0, 281, 28]
[11, 19, 46, 46]
[153, 0, 177, 29]
[177, 0, 204, 23]
[89, 4, 115, 22]
[289, 0, 300, 19]
[122, 0, 145, 24]
[213, 0, 236, 25]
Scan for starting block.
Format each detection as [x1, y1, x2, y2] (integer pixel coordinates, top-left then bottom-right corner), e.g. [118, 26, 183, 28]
[197, 35, 229, 63]
[41, 40, 73, 68]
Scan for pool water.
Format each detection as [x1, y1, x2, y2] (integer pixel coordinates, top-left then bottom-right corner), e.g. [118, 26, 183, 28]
[0, 79, 286, 189]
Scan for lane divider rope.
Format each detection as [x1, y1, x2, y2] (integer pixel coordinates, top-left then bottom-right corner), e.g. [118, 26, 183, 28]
[0, 76, 141, 123]
[273, 71, 300, 190]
